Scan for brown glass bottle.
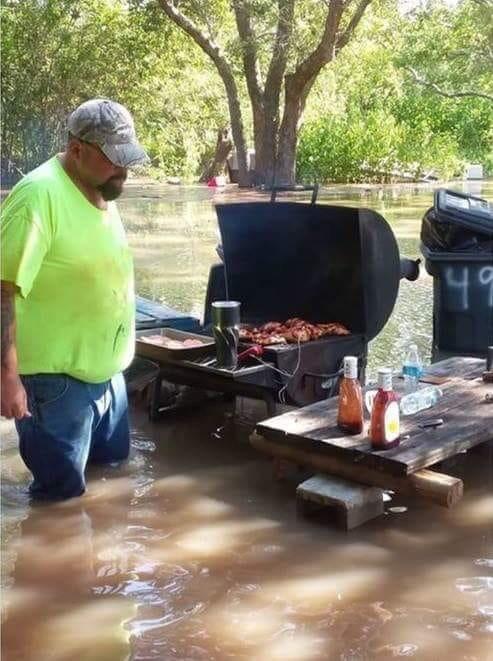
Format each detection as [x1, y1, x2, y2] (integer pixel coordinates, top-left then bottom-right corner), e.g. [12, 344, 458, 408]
[337, 356, 363, 435]
[370, 368, 400, 450]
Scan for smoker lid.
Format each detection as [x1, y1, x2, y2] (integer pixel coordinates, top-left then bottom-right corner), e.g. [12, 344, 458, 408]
[215, 202, 401, 342]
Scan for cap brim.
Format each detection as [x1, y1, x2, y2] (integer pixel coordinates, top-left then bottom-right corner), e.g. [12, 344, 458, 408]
[100, 141, 150, 168]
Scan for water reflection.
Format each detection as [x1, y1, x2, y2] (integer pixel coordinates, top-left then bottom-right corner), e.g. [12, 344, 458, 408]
[1, 403, 492, 659]
[2, 502, 134, 660]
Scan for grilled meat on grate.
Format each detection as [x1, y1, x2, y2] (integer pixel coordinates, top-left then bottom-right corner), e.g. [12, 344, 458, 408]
[239, 318, 350, 346]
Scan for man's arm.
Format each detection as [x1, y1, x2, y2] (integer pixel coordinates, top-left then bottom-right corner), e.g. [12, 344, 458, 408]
[1, 281, 17, 371]
[1, 281, 30, 418]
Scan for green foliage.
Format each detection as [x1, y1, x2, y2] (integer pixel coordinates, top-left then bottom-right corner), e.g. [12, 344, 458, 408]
[2, 0, 491, 182]
[1, 0, 228, 179]
[298, 109, 462, 183]
[393, 0, 493, 175]
[298, 0, 492, 183]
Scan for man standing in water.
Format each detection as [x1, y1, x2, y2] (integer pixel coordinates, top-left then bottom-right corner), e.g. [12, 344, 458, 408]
[1, 99, 149, 500]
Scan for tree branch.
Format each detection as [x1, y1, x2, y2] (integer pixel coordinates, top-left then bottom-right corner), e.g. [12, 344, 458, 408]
[190, 0, 217, 40]
[406, 67, 493, 103]
[158, 0, 224, 65]
[264, 0, 295, 104]
[471, 0, 493, 9]
[157, 0, 249, 182]
[290, 0, 345, 87]
[336, 0, 373, 51]
[276, 0, 372, 185]
[231, 0, 264, 106]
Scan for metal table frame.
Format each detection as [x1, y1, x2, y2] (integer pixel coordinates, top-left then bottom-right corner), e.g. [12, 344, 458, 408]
[148, 358, 279, 421]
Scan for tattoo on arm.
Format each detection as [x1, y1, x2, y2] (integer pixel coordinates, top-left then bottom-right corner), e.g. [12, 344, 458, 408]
[1, 282, 17, 370]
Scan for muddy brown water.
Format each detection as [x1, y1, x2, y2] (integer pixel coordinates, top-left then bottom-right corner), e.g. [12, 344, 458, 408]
[1, 181, 492, 660]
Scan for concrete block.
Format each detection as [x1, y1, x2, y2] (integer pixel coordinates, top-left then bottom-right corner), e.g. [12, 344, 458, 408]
[297, 474, 384, 530]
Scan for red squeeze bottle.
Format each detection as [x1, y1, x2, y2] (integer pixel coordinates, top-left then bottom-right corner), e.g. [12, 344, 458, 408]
[370, 368, 400, 450]
[337, 356, 364, 435]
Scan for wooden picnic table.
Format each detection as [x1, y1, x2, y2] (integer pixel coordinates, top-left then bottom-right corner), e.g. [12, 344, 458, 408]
[252, 357, 493, 509]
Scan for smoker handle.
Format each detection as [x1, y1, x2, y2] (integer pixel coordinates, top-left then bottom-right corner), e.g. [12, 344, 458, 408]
[269, 184, 319, 204]
[303, 368, 343, 382]
[400, 258, 421, 281]
[300, 369, 343, 400]
[292, 353, 367, 404]
[302, 353, 367, 388]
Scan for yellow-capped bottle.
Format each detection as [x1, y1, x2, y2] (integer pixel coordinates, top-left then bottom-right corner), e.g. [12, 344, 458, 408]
[370, 368, 400, 450]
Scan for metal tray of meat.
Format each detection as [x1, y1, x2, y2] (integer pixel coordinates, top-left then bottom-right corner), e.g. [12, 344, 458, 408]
[135, 328, 215, 362]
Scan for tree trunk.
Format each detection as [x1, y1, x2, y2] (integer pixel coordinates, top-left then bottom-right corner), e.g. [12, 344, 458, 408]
[157, 1, 250, 187]
[251, 107, 266, 186]
[275, 75, 305, 186]
[157, 0, 372, 189]
[252, 111, 278, 187]
[250, 99, 281, 187]
[275, 118, 297, 186]
[253, 93, 303, 187]
[218, 61, 250, 186]
[259, 110, 279, 187]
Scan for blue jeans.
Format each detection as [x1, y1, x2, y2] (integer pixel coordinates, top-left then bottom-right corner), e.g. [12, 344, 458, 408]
[15, 372, 130, 501]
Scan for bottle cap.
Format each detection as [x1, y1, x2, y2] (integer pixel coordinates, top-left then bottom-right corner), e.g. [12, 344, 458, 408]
[343, 356, 358, 379]
[378, 368, 393, 391]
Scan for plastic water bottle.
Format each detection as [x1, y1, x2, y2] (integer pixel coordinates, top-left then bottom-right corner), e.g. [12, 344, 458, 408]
[400, 386, 443, 416]
[402, 343, 422, 392]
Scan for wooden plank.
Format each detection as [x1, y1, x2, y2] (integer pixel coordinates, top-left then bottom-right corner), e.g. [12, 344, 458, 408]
[257, 359, 492, 477]
[297, 474, 384, 530]
[369, 380, 492, 473]
[251, 432, 464, 508]
[307, 376, 492, 475]
[424, 356, 484, 379]
[259, 358, 485, 439]
[258, 385, 492, 476]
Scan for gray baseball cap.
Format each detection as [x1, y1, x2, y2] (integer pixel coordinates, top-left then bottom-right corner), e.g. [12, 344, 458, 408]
[67, 98, 149, 168]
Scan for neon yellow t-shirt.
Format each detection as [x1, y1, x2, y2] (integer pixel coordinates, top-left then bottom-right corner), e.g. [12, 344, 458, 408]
[1, 156, 135, 383]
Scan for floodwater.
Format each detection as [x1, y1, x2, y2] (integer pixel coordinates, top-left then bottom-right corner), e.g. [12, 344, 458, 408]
[1, 181, 492, 660]
[121, 179, 493, 377]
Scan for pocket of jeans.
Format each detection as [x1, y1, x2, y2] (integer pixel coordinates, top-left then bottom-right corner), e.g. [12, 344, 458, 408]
[29, 374, 69, 407]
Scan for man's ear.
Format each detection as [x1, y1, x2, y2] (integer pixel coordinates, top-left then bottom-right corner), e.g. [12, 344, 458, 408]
[67, 137, 82, 160]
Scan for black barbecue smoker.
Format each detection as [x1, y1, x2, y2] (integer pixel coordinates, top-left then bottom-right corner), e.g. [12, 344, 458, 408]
[201, 195, 420, 406]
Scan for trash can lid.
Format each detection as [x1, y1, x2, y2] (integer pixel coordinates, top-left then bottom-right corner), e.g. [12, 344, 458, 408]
[434, 189, 493, 237]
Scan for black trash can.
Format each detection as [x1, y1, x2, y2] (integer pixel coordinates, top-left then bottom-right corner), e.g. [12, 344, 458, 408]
[421, 189, 493, 360]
